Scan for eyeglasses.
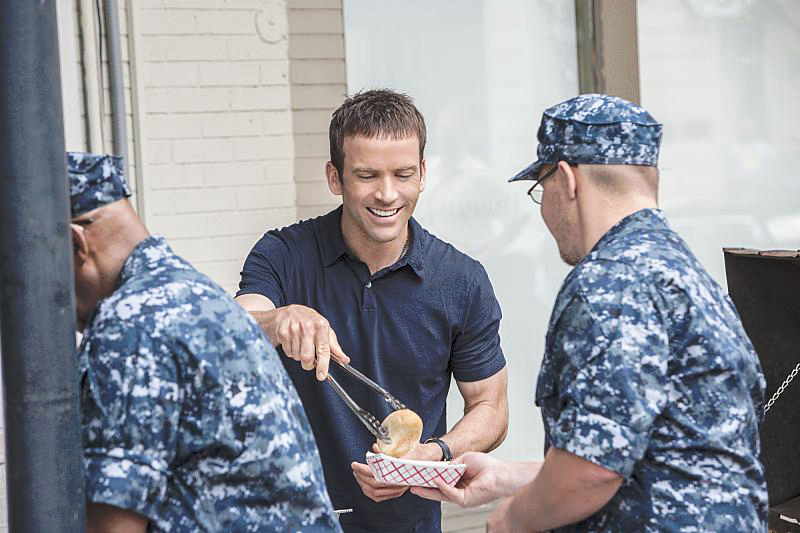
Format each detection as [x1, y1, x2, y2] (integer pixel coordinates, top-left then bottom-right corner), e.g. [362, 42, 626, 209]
[527, 165, 559, 205]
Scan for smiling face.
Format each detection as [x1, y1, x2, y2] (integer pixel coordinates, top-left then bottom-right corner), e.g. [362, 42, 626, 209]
[327, 135, 425, 251]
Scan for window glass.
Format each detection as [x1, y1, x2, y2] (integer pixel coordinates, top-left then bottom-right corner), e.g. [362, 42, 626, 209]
[344, 0, 578, 460]
[638, 0, 800, 286]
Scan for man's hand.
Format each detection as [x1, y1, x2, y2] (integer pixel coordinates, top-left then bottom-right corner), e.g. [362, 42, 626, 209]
[351, 459, 409, 502]
[351, 442, 443, 502]
[236, 294, 351, 381]
[272, 304, 349, 380]
[410, 452, 516, 508]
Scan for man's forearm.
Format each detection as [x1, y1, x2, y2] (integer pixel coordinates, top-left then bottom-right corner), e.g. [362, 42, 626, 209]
[86, 502, 148, 533]
[441, 396, 508, 458]
[435, 370, 509, 459]
[499, 448, 622, 531]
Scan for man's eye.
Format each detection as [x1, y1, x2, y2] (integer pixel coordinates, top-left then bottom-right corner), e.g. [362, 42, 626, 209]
[397, 174, 414, 180]
[358, 175, 376, 180]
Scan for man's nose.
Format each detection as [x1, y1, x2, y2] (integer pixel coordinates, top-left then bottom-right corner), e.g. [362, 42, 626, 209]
[374, 176, 399, 203]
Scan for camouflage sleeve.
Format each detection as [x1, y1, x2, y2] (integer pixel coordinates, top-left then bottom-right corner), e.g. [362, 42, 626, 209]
[546, 282, 669, 477]
[81, 321, 180, 520]
[450, 263, 506, 382]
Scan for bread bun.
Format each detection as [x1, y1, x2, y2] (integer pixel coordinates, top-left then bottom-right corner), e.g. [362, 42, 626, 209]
[376, 409, 423, 458]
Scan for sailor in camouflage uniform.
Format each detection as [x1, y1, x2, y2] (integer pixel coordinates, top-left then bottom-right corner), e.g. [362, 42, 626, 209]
[411, 95, 768, 532]
[68, 151, 341, 532]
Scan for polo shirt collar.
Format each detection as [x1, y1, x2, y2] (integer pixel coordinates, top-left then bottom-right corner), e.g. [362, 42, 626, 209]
[318, 206, 348, 267]
[316, 206, 426, 277]
[401, 217, 425, 276]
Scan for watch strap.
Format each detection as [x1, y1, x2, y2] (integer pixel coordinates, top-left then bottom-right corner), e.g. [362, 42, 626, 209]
[424, 437, 453, 461]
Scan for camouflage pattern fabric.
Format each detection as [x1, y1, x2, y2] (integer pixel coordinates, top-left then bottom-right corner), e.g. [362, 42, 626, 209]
[67, 151, 131, 217]
[536, 209, 768, 532]
[509, 93, 662, 182]
[79, 236, 341, 532]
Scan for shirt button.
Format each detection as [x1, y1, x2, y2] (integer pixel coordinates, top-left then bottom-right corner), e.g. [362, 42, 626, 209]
[365, 281, 372, 288]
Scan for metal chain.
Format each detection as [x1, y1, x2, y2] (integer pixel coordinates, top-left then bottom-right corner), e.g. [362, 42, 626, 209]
[764, 362, 800, 414]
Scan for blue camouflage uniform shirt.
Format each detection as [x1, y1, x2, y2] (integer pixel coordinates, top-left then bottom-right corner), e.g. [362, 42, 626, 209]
[536, 209, 768, 532]
[80, 236, 341, 532]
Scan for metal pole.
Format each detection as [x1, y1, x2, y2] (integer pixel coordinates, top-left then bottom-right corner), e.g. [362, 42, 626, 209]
[575, 0, 606, 95]
[0, 1, 86, 531]
[103, 0, 128, 171]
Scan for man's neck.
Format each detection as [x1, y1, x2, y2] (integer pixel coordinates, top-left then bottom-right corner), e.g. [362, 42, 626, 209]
[579, 197, 657, 259]
[341, 221, 409, 275]
[94, 216, 151, 296]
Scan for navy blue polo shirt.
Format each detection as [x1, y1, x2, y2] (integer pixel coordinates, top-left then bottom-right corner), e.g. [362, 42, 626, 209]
[237, 207, 505, 532]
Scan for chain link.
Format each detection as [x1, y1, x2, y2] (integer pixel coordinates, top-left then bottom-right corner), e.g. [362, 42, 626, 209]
[764, 362, 800, 414]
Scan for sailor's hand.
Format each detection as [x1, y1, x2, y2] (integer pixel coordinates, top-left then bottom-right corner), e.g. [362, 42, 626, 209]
[410, 452, 506, 508]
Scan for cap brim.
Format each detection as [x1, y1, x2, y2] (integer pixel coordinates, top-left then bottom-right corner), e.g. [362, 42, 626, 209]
[508, 160, 546, 182]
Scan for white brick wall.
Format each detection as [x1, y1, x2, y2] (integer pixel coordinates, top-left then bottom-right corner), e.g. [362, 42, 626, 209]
[287, 0, 346, 220]
[134, 0, 298, 295]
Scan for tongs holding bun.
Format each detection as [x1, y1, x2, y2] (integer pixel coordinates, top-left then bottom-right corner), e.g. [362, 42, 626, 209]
[325, 359, 409, 444]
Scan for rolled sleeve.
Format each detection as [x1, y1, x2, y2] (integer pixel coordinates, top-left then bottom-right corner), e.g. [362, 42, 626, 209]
[543, 278, 669, 477]
[83, 447, 170, 519]
[451, 263, 506, 382]
[548, 403, 651, 477]
[81, 321, 180, 520]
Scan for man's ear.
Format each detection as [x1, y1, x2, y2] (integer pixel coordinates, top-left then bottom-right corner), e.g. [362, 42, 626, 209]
[419, 159, 426, 192]
[71, 224, 90, 262]
[325, 161, 342, 196]
[558, 161, 578, 201]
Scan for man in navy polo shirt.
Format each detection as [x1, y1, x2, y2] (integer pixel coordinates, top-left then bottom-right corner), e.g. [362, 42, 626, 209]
[235, 89, 509, 533]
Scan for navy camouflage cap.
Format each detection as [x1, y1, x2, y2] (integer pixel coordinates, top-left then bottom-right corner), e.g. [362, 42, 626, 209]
[509, 93, 662, 182]
[67, 152, 131, 217]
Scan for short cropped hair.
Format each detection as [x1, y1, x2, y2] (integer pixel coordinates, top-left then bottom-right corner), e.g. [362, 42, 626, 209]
[329, 89, 427, 178]
[584, 163, 659, 199]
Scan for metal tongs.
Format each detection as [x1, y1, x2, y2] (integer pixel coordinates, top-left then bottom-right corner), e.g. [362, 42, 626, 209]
[326, 358, 406, 444]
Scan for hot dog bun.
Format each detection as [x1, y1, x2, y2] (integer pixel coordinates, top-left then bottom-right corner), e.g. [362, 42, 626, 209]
[376, 409, 423, 458]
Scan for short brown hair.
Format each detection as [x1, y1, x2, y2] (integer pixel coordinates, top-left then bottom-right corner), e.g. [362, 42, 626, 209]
[584, 164, 659, 199]
[329, 89, 427, 178]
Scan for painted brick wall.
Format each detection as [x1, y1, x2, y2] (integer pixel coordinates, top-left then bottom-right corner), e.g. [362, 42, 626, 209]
[133, 0, 298, 295]
[288, 0, 346, 220]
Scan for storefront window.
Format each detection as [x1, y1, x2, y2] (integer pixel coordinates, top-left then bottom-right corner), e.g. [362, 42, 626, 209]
[638, 0, 800, 285]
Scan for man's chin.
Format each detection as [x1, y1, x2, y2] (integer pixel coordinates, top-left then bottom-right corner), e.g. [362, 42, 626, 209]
[364, 225, 405, 245]
[558, 248, 581, 266]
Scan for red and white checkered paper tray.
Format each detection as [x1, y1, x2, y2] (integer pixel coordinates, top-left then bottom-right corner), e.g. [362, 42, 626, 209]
[365, 452, 466, 488]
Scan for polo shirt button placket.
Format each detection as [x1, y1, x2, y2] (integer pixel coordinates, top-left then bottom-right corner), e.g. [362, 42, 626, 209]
[362, 279, 375, 311]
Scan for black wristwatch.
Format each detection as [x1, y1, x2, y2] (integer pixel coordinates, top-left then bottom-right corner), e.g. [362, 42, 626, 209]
[424, 437, 453, 461]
